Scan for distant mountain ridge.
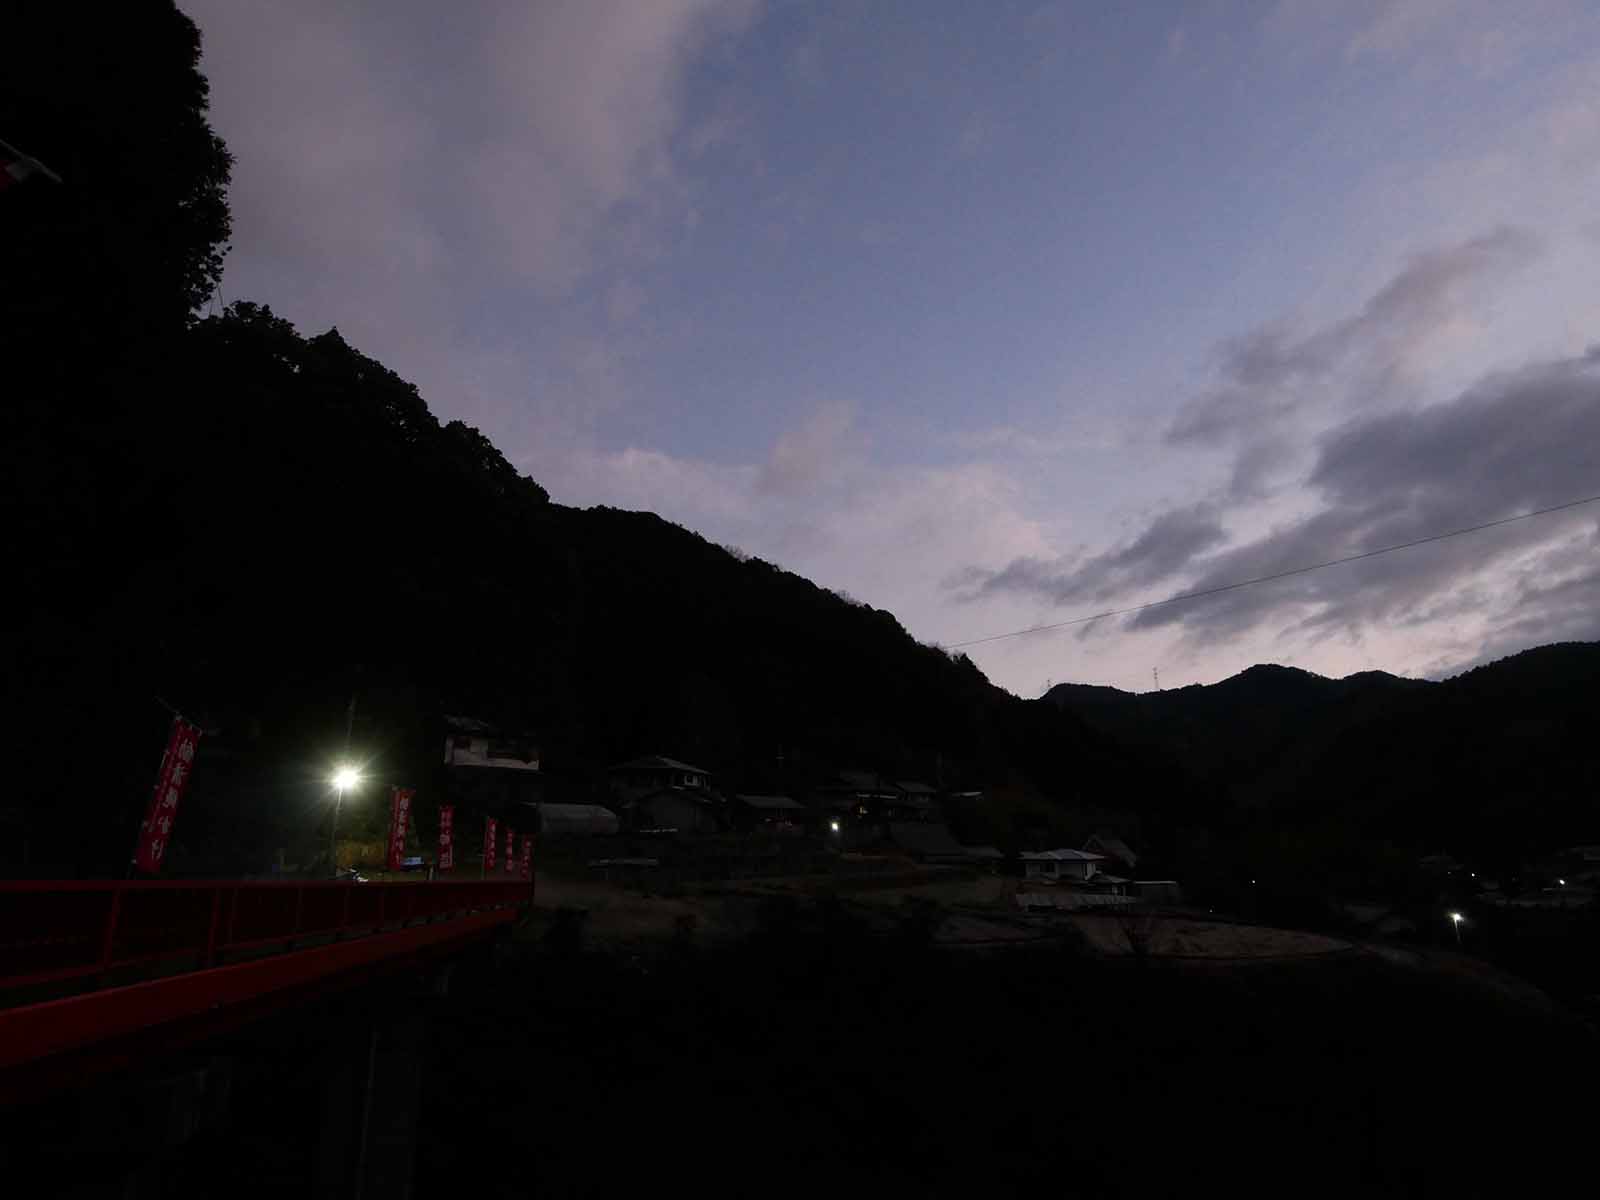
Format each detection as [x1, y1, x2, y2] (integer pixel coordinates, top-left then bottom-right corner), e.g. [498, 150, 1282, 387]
[1047, 643, 1600, 863]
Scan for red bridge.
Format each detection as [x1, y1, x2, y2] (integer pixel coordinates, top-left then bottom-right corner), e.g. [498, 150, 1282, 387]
[0, 878, 533, 1194]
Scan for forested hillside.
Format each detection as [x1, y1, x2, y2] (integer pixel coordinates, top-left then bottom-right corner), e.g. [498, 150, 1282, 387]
[6, 4, 1592, 885]
[4, 6, 1166, 875]
[1048, 642, 1600, 883]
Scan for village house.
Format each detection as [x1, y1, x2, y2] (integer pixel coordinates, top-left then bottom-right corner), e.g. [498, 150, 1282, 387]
[608, 755, 722, 833]
[1127, 879, 1184, 905]
[1020, 848, 1104, 883]
[731, 794, 807, 834]
[524, 802, 620, 837]
[608, 755, 711, 803]
[891, 780, 941, 823]
[444, 716, 541, 772]
[442, 715, 546, 817]
[813, 769, 905, 825]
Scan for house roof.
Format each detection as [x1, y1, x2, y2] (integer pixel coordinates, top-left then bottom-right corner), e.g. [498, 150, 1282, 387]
[896, 780, 938, 795]
[1085, 834, 1138, 865]
[631, 786, 719, 807]
[831, 768, 898, 792]
[960, 845, 1004, 860]
[524, 802, 620, 835]
[610, 755, 709, 775]
[735, 794, 804, 810]
[1020, 849, 1105, 862]
[443, 714, 497, 734]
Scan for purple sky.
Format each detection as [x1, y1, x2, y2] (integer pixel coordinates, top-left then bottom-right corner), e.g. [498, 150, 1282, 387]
[183, 0, 1600, 695]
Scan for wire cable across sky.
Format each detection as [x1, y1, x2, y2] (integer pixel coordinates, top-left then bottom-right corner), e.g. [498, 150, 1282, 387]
[945, 492, 1600, 651]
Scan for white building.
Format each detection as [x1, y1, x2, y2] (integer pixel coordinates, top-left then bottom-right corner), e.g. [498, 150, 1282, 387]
[1020, 848, 1104, 882]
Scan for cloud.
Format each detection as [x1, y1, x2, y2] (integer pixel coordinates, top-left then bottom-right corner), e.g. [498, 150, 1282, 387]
[959, 346, 1600, 672]
[976, 223, 1553, 618]
[1167, 226, 1540, 449]
[955, 502, 1227, 608]
[1268, 0, 1584, 74]
[940, 418, 1127, 458]
[467, 0, 757, 291]
[1344, 0, 1466, 61]
[534, 406, 1055, 656]
[1132, 349, 1600, 639]
[956, 113, 991, 158]
[186, 0, 757, 410]
[757, 402, 859, 497]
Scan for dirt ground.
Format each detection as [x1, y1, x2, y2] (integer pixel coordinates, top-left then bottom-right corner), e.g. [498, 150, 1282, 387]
[525, 876, 769, 949]
[526, 868, 1354, 960]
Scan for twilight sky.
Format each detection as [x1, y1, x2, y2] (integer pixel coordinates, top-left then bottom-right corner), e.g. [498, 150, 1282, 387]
[184, 0, 1600, 695]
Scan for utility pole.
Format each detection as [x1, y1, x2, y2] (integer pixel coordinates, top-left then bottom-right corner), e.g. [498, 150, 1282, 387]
[1153, 667, 1161, 691]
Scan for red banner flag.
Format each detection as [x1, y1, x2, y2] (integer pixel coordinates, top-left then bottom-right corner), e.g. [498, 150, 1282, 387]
[438, 804, 455, 872]
[504, 825, 515, 873]
[484, 816, 498, 872]
[519, 835, 533, 882]
[134, 716, 201, 874]
[387, 788, 414, 871]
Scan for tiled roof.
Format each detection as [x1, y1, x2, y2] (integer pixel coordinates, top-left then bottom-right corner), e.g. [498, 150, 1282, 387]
[735, 794, 804, 810]
[610, 755, 709, 775]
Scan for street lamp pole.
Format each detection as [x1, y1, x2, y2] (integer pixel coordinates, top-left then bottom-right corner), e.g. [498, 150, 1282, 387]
[330, 765, 361, 879]
[330, 783, 345, 878]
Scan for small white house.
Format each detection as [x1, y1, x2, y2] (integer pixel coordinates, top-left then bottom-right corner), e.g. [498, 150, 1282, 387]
[443, 716, 540, 771]
[608, 755, 712, 804]
[1021, 848, 1104, 882]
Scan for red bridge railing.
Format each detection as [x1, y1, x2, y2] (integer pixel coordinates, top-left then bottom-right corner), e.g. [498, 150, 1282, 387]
[0, 878, 532, 995]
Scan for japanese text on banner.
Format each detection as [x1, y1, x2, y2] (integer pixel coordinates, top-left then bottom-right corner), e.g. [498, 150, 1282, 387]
[134, 716, 201, 874]
[438, 804, 454, 871]
[387, 788, 414, 871]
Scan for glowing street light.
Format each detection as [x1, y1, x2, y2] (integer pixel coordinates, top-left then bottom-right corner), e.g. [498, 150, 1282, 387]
[1448, 911, 1464, 946]
[330, 764, 363, 878]
[828, 818, 841, 834]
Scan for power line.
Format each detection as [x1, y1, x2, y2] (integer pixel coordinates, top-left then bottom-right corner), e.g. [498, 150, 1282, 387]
[947, 492, 1600, 651]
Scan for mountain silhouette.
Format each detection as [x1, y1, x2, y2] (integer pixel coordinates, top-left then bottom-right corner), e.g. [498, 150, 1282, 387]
[1047, 644, 1600, 870]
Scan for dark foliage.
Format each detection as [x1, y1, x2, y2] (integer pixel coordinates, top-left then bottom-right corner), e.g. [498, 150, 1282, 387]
[1048, 644, 1600, 891]
[0, 0, 1159, 877]
[3, 3, 231, 353]
[4, 2, 1593, 896]
[10, 289, 1172, 874]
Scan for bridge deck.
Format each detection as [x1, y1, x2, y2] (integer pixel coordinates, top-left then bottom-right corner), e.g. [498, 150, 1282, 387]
[0, 879, 531, 1102]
